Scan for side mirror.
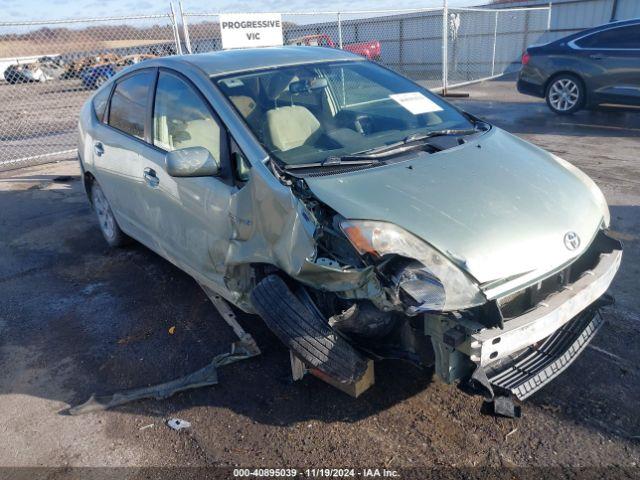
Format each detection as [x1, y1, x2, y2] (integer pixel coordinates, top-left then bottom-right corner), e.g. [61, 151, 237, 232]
[165, 146, 220, 177]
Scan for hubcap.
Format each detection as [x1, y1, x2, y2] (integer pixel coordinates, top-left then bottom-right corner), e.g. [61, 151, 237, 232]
[92, 186, 115, 240]
[549, 78, 579, 111]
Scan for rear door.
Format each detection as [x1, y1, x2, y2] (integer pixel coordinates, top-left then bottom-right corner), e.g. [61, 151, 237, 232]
[572, 23, 640, 105]
[93, 68, 156, 245]
[135, 68, 235, 285]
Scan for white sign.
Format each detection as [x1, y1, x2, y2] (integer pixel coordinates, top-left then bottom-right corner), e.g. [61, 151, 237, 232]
[389, 92, 443, 115]
[219, 13, 283, 50]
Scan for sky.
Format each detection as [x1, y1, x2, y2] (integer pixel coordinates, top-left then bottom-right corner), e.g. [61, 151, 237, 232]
[0, 0, 482, 22]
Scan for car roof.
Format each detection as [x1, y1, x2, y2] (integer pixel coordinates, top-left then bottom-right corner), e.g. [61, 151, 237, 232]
[164, 46, 364, 77]
[555, 18, 640, 43]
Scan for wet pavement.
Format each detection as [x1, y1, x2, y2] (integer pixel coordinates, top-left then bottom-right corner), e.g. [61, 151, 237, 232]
[0, 78, 639, 474]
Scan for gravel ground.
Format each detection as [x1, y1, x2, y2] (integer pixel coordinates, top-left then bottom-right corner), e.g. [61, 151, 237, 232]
[0, 78, 638, 478]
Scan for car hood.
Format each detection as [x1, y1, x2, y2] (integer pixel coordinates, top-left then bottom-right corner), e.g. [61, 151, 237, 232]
[304, 127, 607, 289]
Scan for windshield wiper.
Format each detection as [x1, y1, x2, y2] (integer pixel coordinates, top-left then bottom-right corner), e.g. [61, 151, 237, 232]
[327, 127, 483, 163]
[283, 157, 381, 171]
[283, 126, 487, 171]
[369, 128, 480, 154]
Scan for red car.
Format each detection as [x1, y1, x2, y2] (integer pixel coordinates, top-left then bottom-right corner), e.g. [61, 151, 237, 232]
[287, 34, 381, 61]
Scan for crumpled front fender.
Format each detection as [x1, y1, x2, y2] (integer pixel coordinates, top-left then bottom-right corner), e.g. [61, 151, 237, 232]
[222, 168, 388, 312]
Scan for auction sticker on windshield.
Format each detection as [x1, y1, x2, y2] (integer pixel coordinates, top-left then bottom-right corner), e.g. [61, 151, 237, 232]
[389, 92, 443, 115]
[219, 13, 283, 49]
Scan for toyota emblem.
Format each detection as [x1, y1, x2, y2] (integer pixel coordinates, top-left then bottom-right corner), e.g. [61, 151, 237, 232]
[564, 231, 581, 251]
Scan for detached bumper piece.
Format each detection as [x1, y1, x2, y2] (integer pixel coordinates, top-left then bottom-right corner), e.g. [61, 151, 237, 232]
[486, 307, 603, 400]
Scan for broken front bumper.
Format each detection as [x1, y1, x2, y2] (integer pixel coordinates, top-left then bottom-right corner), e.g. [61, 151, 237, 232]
[485, 305, 604, 399]
[427, 236, 622, 399]
[465, 243, 622, 368]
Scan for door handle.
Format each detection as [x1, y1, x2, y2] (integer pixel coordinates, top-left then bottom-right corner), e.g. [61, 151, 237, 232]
[143, 167, 159, 188]
[93, 142, 104, 157]
[589, 53, 605, 60]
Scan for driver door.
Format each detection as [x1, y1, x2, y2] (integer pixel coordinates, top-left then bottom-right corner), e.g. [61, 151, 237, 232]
[136, 69, 234, 287]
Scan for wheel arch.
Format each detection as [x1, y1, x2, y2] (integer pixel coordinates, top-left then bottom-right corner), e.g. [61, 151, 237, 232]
[83, 171, 96, 203]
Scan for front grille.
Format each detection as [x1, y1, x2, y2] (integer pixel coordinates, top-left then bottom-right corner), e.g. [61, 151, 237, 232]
[498, 232, 607, 320]
[486, 307, 603, 400]
[498, 267, 571, 319]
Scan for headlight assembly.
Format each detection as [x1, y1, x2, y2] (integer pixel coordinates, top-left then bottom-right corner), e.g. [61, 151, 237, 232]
[340, 220, 486, 312]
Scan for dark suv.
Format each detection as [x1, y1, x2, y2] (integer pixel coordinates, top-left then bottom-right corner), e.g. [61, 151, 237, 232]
[517, 19, 640, 114]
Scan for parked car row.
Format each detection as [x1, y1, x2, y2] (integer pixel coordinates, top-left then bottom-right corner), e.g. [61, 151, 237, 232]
[3, 52, 158, 89]
[518, 18, 640, 114]
[286, 34, 381, 61]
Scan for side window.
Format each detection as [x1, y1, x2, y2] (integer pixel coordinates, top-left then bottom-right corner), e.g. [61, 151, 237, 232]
[92, 87, 110, 123]
[576, 25, 640, 49]
[153, 71, 222, 162]
[108, 71, 153, 139]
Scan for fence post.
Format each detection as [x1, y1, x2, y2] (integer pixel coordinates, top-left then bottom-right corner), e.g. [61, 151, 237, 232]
[522, 9, 530, 54]
[491, 10, 498, 77]
[169, 2, 183, 55]
[610, 0, 619, 22]
[547, 2, 552, 30]
[179, 0, 192, 54]
[441, 0, 448, 94]
[399, 17, 404, 73]
[337, 12, 343, 49]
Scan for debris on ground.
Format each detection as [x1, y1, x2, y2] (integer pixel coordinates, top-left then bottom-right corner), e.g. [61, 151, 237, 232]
[469, 365, 521, 418]
[168, 326, 176, 335]
[505, 428, 518, 440]
[139, 423, 154, 431]
[489, 396, 522, 419]
[167, 418, 190, 431]
[68, 340, 259, 415]
[68, 292, 261, 415]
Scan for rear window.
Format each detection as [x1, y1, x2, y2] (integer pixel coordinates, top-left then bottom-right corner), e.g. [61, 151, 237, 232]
[92, 87, 110, 122]
[576, 24, 640, 49]
[108, 70, 153, 139]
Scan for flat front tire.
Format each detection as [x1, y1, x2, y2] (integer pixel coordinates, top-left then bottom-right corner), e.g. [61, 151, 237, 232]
[546, 74, 584, 115]
[90, 182, 130, 247]
[250, 275, 369, 384]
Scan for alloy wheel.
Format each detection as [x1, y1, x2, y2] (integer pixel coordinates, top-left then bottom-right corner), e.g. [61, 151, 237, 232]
[548, 78, 580, 112]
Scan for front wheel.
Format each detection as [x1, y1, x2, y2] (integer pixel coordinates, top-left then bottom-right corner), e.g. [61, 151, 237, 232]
[90, 182, 130, 247]
[546, 74, 584, 115]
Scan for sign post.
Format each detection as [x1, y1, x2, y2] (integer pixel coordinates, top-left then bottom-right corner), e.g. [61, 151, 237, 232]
[219, 13, 284, 50]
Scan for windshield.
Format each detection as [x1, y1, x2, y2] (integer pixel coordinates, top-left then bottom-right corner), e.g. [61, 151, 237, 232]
[215, 60, 475, 166]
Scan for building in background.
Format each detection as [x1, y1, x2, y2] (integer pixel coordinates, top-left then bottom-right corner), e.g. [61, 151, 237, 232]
[490, 0, 640, 42]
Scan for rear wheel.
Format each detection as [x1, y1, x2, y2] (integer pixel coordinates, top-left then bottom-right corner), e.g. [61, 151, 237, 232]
[545, 74, 584, 115]
[90, 182, 130, 247]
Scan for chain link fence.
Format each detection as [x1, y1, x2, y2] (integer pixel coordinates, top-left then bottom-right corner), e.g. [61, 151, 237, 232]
[446, 7, 550, 88]
[0, 14, 180, 170]
[181, 6, 550, 92]
[0, 4, 549, 171]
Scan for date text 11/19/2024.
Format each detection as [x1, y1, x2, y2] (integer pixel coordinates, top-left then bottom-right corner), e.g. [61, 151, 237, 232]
[233, 468, 400, 477]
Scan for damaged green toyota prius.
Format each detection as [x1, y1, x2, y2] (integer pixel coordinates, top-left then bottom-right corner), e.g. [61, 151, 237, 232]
[78, 46, 622, 404]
